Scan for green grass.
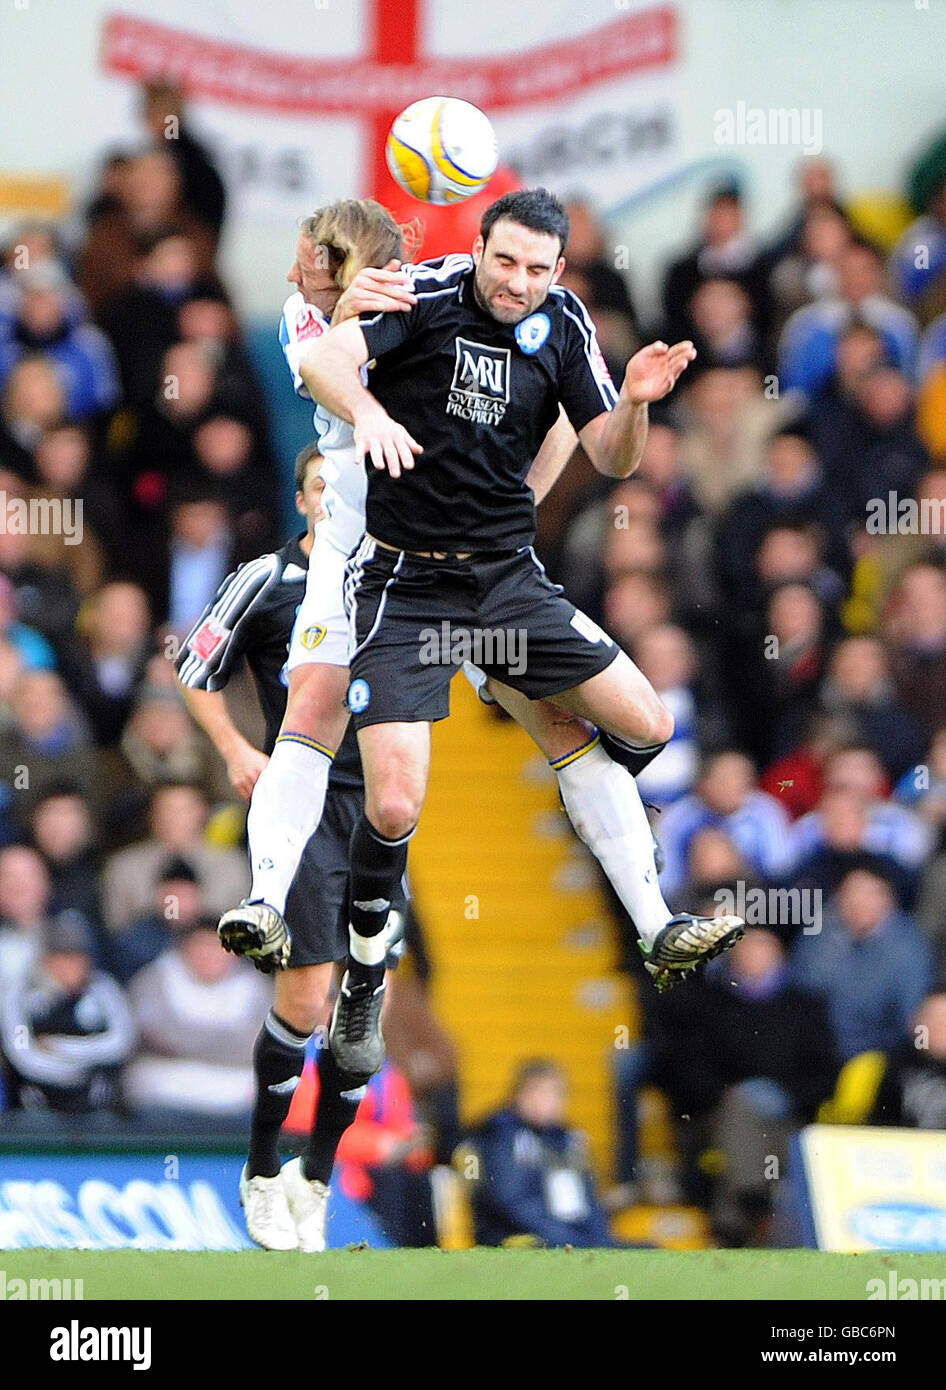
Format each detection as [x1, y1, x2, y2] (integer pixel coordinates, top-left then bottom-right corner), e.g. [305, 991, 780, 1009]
[3, 1248, 945, 1300]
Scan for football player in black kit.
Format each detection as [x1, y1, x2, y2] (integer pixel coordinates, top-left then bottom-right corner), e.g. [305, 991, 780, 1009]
[175, 444, 403, 1251]
[299, 188, 745, 1077]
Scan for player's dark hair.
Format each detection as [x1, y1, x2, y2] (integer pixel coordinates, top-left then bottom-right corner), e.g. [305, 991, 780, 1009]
[294, 441, 324, 493]
[480, 188, 570, 256]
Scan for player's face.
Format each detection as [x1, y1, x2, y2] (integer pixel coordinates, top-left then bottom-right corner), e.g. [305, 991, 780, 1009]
[287, 235, 340, 315]
[296, 461, 327, 533]
[472, 221, 565, 325]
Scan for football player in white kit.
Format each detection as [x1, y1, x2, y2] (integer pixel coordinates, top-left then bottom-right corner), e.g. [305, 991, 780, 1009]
[219, 199, 741, 1027]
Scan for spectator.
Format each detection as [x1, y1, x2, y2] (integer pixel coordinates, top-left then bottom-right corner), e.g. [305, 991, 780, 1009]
[741, 582, 829, 764]
[791, 745, 932, 875]
[101, 781, 248, 929]
[28, 783, 103, 944]
[789, 790, 913, 909]
[657, 750, 795, 898]
[677, 364, 784, 518]
[688, 277, 767, 372]
[29, 425, 111, 596]
[807, 322, 889, 481]
[818, 637, 927, 780]
[109, 859, 205, 984]
[0, 909, 133, 1118]
[0, 669, 98, 813]
[0, 844, 52, 984]
[107, 683, 226, 821]
[189, 413, 279, 558]
[662, 184, 770, 343]
[767, 199, 852, 333]
[0, 515, 80, 651]
[651, 929, 836, 1246]
[884, 561, 946, 733]
[0, 261, 119, 419]
[791, 864, 932, 1061]
[0, 354, 68, 480]
[761, 710, 858, 821]
[602, 570, 673, 650]
[764, 156, 845, 263]
[165, 490, 235, 638]
[778, 239, 919, 398]
[100, 228, 225, 408]
[891, 179, 946, 319]
[834, 368, 928, 521]
[77, 148, 216, 317]
[869, 991, 946, 1129]
[0, 571, 56, 672]
[124, 919, 270, 1123]
[60, 581, 152, 746]
[140, 81, 227, 241]
[471, 1060, 616, 1248]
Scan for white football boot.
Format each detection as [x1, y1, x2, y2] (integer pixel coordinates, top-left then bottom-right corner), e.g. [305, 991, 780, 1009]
[239, 1166, 299, 1251]
[281, 1157, 330, 1253]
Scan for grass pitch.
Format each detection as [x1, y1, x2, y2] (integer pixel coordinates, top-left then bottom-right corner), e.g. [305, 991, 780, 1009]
[3, 1247, 944, 1300]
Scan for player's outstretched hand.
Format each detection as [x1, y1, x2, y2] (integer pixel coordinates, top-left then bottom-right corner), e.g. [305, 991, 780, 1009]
[353, 405, 423, 478]
[332, 259, 417, 324]
[227, 745, 270, 801]
[624, 340, 697, 404]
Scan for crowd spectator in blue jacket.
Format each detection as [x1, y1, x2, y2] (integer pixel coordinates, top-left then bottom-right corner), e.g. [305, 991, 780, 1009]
[471, 1060, 615, 1248]
[791, 861, 933, 1060]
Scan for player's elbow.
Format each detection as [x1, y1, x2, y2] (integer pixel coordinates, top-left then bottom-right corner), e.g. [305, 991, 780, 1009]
[594, 452, 639, 480]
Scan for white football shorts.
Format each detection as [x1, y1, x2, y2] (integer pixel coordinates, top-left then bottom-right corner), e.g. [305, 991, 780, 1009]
[286, 527, 353, 671]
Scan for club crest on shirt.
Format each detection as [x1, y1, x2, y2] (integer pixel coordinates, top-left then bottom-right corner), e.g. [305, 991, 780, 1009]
[515, 312, 550, 355]
[447, 338, 510, 426]
[301, 624, 327, 650]
[347, 678, 371, 713]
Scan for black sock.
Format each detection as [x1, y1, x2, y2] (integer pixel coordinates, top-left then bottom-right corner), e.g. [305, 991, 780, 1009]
[247, 1010, 310, 1178]
[303, 1043, 367, 1184]
[348, 815, 413, 987]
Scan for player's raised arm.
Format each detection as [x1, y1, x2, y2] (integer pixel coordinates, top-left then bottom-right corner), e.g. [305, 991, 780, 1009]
[579, 340, 697, 479]
[299, 317, 423, 479]
[525, 406, 578, 504]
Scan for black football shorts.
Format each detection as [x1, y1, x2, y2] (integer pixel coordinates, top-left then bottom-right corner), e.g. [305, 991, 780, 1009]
[285, 782, 407, 967]
[342, 538, 620, 728]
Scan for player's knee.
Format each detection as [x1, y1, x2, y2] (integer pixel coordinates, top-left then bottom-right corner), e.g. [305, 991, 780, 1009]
[275, 975, 331, 1035]
[647, 702, 675, 746]
[368, 788, 422, 840]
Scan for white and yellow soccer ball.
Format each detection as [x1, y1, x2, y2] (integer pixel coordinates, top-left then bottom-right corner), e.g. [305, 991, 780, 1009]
[385, 96, 498, 206]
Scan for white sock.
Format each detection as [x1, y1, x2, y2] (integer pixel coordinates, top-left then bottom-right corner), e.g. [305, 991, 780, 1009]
[247, 735, 332, 913]
[556, 741, 672, 947]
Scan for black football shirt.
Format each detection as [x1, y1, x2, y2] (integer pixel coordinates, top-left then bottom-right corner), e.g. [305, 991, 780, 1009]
[358, 254, 618, 552]
[176, 535, 362, 788]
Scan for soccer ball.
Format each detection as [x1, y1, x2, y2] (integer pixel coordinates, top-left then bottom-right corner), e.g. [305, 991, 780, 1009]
[385, 96, 498, 206]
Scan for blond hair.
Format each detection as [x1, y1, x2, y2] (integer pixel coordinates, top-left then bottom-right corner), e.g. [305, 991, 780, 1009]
[300, 199, 404, 290]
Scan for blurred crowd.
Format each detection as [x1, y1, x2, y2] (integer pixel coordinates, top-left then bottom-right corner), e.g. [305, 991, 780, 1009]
[2, 80, 946, 1247]
[554, 147, 946, 1245]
